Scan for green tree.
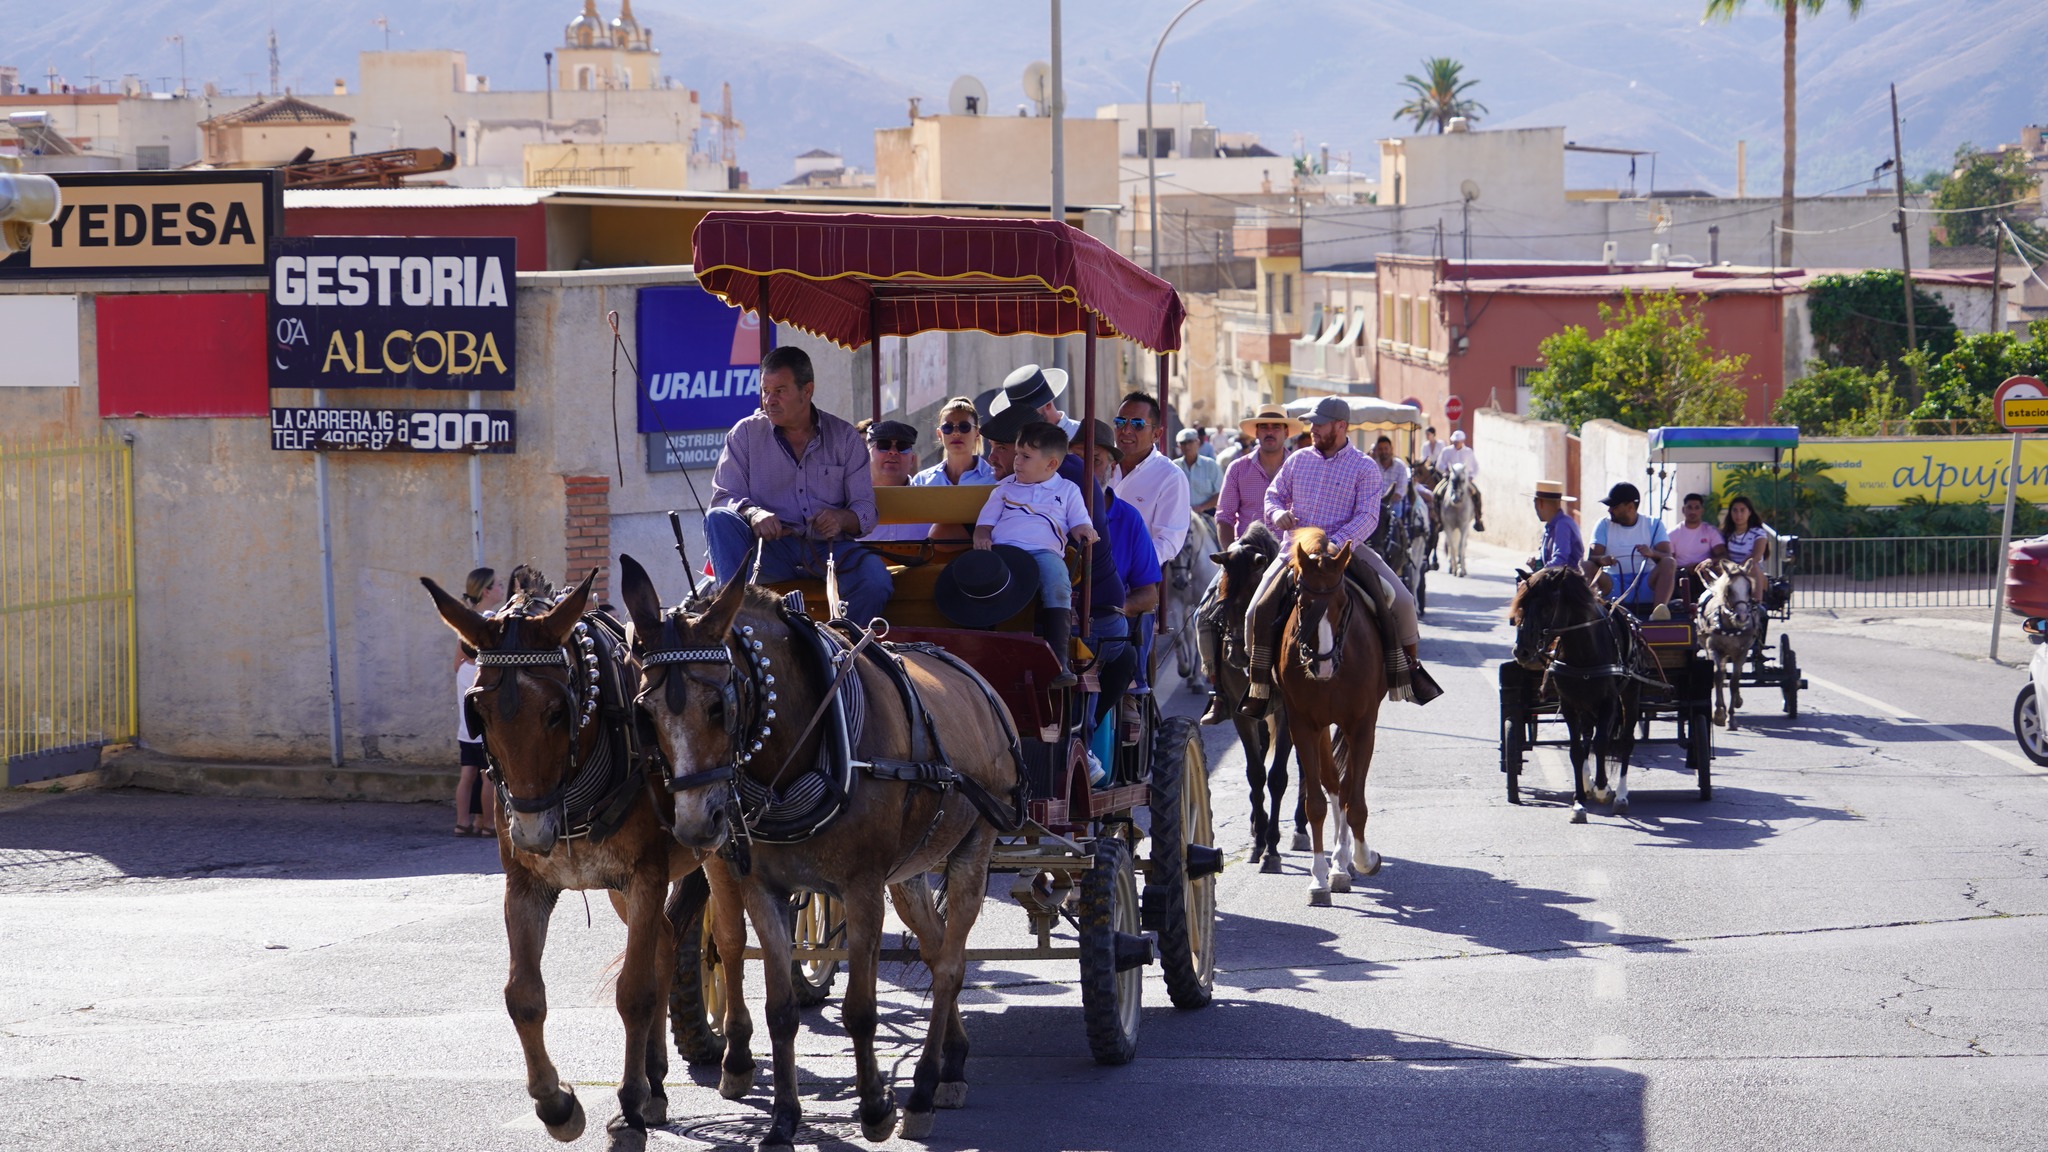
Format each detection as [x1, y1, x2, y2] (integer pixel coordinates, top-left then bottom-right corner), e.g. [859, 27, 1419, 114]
[1703, 0, 1867, 265]
[1529, 291, 1751, 432]
[1909, 320, 2048, 427]
[1772, 363, 1905, 434]
[1929, 143, 2048, 249]
[1805, 269, 1956, 377]
[1393, 57, 1487, 134]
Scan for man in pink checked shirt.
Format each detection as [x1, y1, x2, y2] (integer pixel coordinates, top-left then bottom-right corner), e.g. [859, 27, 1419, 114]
[1196, 402, 1293, 725]
[1240, 397, 1435, 714]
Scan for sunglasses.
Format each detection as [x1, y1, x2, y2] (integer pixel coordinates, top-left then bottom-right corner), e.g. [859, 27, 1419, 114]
[871, 439, 914, 453]
[938, 421, 977, 435]
[1112, 417, 1150, 429]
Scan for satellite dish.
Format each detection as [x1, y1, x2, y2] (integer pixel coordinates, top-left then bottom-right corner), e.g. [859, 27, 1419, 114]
[948, 75, 989, 117]
[1460, 179, 1480, 203]
[1022, 61, 1051, 115]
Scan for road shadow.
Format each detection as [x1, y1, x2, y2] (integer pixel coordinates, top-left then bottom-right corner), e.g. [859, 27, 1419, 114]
[0, 788, 502, 890]
[1505, 779, 1855, 854]
[1347, 858, 1680, 960]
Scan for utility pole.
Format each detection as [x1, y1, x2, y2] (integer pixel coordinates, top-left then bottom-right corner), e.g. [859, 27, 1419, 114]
[1146, 0, 1211, 277]
[166, 34, 187, 97]
[1049, 0, 1064, 228]
[544, 52, 554, 121]
[1890, 83, 1920, 403]
[1992, 218, 2006, 337]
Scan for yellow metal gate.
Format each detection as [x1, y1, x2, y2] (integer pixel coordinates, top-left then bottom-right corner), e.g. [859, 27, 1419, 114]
[1, 437, 137, 785]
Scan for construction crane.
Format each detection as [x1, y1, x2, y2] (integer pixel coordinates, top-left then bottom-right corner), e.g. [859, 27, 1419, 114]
[702, 81, 743, 168]
[280, 147, 453, 189]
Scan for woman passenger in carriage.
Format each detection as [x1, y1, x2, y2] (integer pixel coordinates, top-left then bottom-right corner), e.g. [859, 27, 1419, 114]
[913, 396, 994, 487]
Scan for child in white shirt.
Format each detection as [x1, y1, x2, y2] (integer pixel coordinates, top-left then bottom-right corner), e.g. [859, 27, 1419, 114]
[975, 421, 1099, 687]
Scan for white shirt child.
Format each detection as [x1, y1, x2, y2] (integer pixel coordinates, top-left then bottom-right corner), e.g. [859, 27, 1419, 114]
[975, 473, 1092, 554]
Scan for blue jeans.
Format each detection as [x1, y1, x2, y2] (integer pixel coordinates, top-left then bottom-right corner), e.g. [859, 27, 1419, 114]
[704, 507, 894, 626]
[1025, 549, 1071, 610]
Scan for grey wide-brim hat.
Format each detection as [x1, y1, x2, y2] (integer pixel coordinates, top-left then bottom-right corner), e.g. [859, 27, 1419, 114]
[988, 363, 1069, 417]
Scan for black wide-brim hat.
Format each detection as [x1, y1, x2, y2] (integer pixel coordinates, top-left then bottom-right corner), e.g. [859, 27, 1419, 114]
[934, 545, 1042, 629]
[989, 363, 1069, 417]
[977, 386, 1034, 445]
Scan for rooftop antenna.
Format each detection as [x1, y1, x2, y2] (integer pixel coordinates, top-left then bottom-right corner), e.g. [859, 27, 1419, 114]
[372, 16, 397, 51]
[165, 33, 187, 97]
[268, 27, 281, 95]
[947, 74, 988, 117]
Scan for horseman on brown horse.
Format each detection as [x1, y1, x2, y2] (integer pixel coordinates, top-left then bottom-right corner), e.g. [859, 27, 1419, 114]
[1237, 397, 1440, 903]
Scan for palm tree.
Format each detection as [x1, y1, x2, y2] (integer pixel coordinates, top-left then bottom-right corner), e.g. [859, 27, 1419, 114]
[1393, 57, 1487, 135]
[1704, 0, 1867, 266]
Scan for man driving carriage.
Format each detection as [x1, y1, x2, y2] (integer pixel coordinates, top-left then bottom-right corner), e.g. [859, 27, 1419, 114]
[1239, 397, 1438, 714]
[707, 346, 893, 626]
[1584, 482, 1676, 620]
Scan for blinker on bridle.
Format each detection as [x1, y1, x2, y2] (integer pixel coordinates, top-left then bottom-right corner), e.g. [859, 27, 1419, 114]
[638, 616, 777, 793]
[468, 608, 603, 809]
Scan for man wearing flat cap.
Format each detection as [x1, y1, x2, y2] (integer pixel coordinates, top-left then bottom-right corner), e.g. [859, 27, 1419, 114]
[1241, 396, 1435, 712]
[859, 417, 929, 542]
[988, 362, 1080, 440]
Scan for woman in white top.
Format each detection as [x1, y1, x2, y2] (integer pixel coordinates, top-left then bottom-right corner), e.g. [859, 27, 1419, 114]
[1719, 496, 1772, 590]
[454, 567, 501, 838]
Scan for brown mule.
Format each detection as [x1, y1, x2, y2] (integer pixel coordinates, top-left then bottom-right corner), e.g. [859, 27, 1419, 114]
[422, 570, 751, 1143]
[1209, 523, 1297, 873]
[620, 557, 1021, 1152]
[1275, 528, 1389, 906]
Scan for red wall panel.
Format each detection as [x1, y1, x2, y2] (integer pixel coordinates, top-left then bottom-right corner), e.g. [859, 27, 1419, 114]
[285, 205, 549, 271]
[97, 292, 268, 418]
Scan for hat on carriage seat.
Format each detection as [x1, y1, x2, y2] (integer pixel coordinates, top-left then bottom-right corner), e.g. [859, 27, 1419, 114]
[934, 545, 1041, 629]
[1533, 479, 1575, 503]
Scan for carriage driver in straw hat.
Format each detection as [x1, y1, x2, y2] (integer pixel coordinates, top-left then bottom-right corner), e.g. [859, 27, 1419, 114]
[1239, 396, 1439, 714]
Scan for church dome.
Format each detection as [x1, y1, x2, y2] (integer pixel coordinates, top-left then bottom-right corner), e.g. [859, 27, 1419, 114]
[564, 0, 603, 48]
[609, 0, 644, 49]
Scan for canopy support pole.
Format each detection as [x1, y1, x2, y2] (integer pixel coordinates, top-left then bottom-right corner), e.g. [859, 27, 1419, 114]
[869, 301, 883, 421]
[1080, 328, 1098, 633]
[756, 276, 772, 360]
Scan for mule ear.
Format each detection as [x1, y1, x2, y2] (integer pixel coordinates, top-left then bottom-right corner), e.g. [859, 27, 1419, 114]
[619, 553, 665, 644]
[1335, 541, 1353, 566]
[533, 568, 597, 645]
[1209, 550, 1229, 564]
[694, 565, 750, 639]
[422, 577, 496, 652]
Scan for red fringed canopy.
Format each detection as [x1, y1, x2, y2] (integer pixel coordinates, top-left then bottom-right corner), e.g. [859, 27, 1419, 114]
[690, 211, 1185, 353]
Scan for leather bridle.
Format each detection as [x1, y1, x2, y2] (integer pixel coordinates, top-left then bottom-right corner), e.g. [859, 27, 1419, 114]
[466, 607, 603, 817]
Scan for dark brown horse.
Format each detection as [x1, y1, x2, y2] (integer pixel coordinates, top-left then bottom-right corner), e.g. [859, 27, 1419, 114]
[1209, 522, 1297, 873]
[621, 557, 1021, 1151]
[1510, 566, 1641, 820]
[423, 570, 749, 1144]
[1275, 528, 1389, 906]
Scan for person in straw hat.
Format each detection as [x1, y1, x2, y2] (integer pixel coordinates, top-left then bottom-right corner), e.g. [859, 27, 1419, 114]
[1529, 479, 1583, 572]
[1198, 403, 1294, 723]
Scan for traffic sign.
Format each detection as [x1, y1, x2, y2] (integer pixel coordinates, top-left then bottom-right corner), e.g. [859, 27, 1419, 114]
[1996, 375, 2048, 432]
[1443, 395, 1464, 423]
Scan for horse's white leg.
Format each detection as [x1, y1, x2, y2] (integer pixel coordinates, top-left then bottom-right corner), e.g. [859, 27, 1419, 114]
[1329, 816, 1353, 894]
[1712, 658, 1728, 727]
[1570, 744, 1589, 824]
[1614, 760, 1631, 814]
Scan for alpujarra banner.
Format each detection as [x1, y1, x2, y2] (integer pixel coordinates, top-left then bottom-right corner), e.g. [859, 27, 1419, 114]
[1786, 437, 2048, 506]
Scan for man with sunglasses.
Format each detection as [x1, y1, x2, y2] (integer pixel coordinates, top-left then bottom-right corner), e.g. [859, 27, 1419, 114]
[860, 418, 930, 542]
[1109, 391, 1191, 569]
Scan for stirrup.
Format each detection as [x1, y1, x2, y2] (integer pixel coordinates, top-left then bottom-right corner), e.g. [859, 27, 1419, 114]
[1410, 665, 1444, 705]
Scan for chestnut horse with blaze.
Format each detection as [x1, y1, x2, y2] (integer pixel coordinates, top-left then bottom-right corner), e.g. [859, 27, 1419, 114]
[422, 571, 751, 1144]
[1276, 528, 1389, 906]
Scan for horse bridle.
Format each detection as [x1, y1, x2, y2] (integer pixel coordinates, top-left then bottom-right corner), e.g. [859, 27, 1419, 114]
[1293, 570, 1355, 671]
[1516, 590, 1621, 679]
[467, 605, 604, 816]
[634, 612, 777, 795]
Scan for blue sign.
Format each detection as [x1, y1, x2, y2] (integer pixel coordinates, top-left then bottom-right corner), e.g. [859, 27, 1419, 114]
[637, 286, 772, 434]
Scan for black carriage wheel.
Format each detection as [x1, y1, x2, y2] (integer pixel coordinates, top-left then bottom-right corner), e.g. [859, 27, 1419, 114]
[1147, 716, 1216, 1010]
[1498, 663, 1526, 803]
[1079, 834, 1143, 1065]
[669, 870, 726, 1066]
[1779, 636, 1799, 719]
[1690, 706, 1713, 800]
[1503, 714, 1523, 804]
[790, 892, 843, 1008]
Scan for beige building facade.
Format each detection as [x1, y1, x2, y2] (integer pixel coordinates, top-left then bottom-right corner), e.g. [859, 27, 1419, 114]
[874, 114, 1117, 207]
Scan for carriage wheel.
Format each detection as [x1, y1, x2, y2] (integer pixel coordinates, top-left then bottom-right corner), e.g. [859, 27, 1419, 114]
[1502, 713, 1523, 804]
[1079, 834, 1145, 1065]
[1147, 716, 1217, 1010]
[1778, 637, 1799, 719]
[1689, 706, 1714, 800]
[790, 891, 843, 1008]
[669, 870, 726, 1066]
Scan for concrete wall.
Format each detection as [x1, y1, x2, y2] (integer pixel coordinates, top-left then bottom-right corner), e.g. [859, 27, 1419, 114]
[1472, 406, 1567, 556]
[874, 116, 1118, 207]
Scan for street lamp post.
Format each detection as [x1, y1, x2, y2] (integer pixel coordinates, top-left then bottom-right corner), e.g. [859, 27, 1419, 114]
[1145, 0, 1210, 278]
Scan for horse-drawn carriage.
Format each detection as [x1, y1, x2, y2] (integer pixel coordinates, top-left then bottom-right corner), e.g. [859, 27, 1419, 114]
[670, 211, 1220, 1074]
[1646, 426, 1806, 722]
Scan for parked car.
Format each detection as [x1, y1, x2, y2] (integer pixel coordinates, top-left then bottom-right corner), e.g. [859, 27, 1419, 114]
[2016, 618, 2048, 767]
[2006, 535, 2048, 620]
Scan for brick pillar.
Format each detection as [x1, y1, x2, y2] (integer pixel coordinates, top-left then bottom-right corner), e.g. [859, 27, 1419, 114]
[564, 474, 612, 606]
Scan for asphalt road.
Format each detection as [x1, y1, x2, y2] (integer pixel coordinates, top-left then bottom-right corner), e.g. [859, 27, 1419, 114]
[4, 539, 2045, 1152]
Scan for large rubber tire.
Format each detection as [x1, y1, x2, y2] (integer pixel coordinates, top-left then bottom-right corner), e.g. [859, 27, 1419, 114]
[1779, 636, 1800, 719]
[1498, 664, 1526, 804]
[790, 892, 842, 1008]
[1690, 706, 1713, 801]
[2016, 684, 2048, 767]
[1079, 834, 1142, 1065]
[668, 871, 726, 1066]
[1147, 716, 1216, 1010]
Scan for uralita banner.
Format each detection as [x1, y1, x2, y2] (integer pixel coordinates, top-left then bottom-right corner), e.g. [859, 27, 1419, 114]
[1775, 437, 2048, 506]
[636, 286, 772, 436]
